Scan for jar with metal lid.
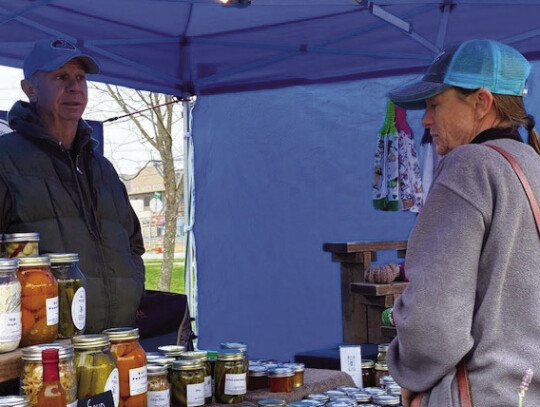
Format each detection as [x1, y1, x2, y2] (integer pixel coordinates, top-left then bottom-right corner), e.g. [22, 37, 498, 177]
[147, 364, 170, 407]
[170, 359, 205, 407]
[149, 357, 176, 370]
[283, 362, 305, 388]
[20, 343, 77, 407]
[0, 396, 30, 407]
[0, 258, 21, 353]
[258, 398, 286, 407]
[103, 327, 147, 407]
[4, 233, 39, 258]
[306, 393, 330, 403]
[146, 352, 162, 362]
[180, 351, 212, 403]
[158, 345, 185, 359]
[220, 342, 249, 376]
[326, 401, 354, 407]
[72, 334, 119, 405]
[215, 349, 246, 403]
[299, 399, 324, 407]
[376, 343, 389, 364]
[268, 367, 294, 393]
[374, 362, 390, 386]
[349, 391, 371, 404]
[362, 387, 387, 397]
[288, 401, 315, 407]
[324, 390, 347, 398]
[361, 359, 376, 388]
[371, 394, 400, 406]
[18, 256, 58, 347]
[248, 365, 268, 390]
[380, 375, 396, 389]
[48, 253, 86, 339]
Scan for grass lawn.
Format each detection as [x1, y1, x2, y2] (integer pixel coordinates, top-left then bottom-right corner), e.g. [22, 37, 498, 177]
[144, 258, 185, 293]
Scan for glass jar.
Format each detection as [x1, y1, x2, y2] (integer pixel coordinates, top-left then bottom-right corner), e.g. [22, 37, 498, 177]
[0, 396, 30, 406]
[374, 362, 389, 386]
[306, 394, 330, 403]
[147, 364, 170, 407]
[18, 256, 58, 347]
[258, 398, 286, 407]
[220, 342, 249, 377]
[380, 375, 396, 389]
[179, 351, 212, 403]
[267, 367, 294, 393]
[248, 365, 268, 390]
[350, 392, 371, 404]
[103, 327, 147, 407]
[48, 253, 87, 339]
[283, 362, 305, 388]
[215, 349, 246, 403]
[377, 343, 389, 364]
[371, 394, 400, 406]
[170, 359, 205, 407]
[324, 390, 347, 398]
[0, 258, 21, 353]
[72, 334, 119, 405]
[158, 345, 185, 359]
[4, 233, 39, 258]
[361, 359, 376, 388]
[21, 343, 77, 407]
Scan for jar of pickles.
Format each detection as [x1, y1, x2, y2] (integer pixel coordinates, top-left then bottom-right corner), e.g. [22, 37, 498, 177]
[215, 349, 246, 403]
[361, 359, 375, 388]
[179, 351, 212, 403]
[4, 233, 39, 258]
[21, 343, 77, 407]
[268, 367, 294, 393]
[170, 359, 206, 407]
[147, 364, 170, 407]
[220, 342, 249, 373]
[103, 327, 147, 407]
[0, 396, 30, 407]
[18, 256, 58, 347]
[48, 253, 87, 339]
[72, 334, 119, 405]
[0, 258, 21, 353]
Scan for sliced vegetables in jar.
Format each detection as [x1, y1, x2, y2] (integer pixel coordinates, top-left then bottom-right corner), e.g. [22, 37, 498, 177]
[4, 233, 39, 258]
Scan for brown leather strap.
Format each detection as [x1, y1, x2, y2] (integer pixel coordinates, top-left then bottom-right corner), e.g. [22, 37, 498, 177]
[457, 360, 473, 407]
[486, 144, 540, 236]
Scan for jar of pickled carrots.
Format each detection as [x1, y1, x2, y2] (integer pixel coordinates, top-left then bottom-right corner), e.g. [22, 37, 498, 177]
[18, 256, 58, 347]
[104, 327, 147, 407]
[4, 233, 39, 258]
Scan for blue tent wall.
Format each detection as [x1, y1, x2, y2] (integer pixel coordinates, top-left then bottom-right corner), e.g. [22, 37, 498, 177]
[193, 74, 425, 360]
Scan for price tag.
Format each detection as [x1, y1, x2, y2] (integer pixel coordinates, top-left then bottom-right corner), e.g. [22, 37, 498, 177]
[77, 390, 115, 407]
[339, 345, 363, 387]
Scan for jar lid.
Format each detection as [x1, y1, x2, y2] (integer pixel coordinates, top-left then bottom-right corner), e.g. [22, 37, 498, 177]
[158, 345, 185, 357]
[283, 362, 305, 372]
[220, 342, 247, 351]
[4, 233, 40, 242]
[262, 362, 279, 370]
[72, 334, 110, 349]
[172, 358, 204, 371]
[324, 390, 347, 398]
[380, 375, 396, 386]
[377, 343, 389, 352]
[288, 401, 315, 407]
[217, 348, 244, 361]
[299, 399, 324, 407]
[146, 352, 162, 361]
[149, 357, 176, 368]
[22, 343, 74, 361]
[387, 383, 401, 393]
[336, 386, 361, 393]
[350, 392, 371, 403]
[374, 362, 389, 371]
[0, 258, 18, 272]
[249, 365, 268, 377]
[330, 397, 356, 405]
[18, 256, 50, 267]
[361, 359, 375, 368]
[267, 367, 294, 378]
[147, 364, 168, 376]
[258, 399, 286, 407]
[306, 394, 330, 402]
[362, 387, 387, 396]
[47, 253, 79, 264]
[103, 327, 139, 341]
[180, 351, 208, 361]
[326, 402, 353, 407]
[0, 396, 30, 407]
[371, 394, 400, 405]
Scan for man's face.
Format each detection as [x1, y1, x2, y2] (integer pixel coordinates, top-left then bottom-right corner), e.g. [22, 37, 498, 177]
[26, 59, 88, 124]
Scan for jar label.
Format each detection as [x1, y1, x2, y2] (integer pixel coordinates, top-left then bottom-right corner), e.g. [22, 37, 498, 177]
[224, 373, 246, 395]
[71, 287, 86, 330]
[46, 296, 59, 325]
[129, 365, 148, 396]
[186, 382, 205, 407]
[204, 375, 212, 397]
[105, 368, 120, 407]
[148, 389, 170, 407]
[0, 311, 21, 342]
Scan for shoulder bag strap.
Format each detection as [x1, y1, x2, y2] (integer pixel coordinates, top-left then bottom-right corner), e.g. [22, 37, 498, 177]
[457, 360, 473, 407]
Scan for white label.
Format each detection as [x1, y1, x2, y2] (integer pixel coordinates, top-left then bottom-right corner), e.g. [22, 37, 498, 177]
[224, 373, 246, 395]
[204, 375, 212, 397]
[340, 345, 363, 388]
[0, 311, 21, 342]
[46, 296, 59, 325]
[186, 382, 205, 407]
[148, 389, 170, 407]
[67, 401, 77, 407]
[105, 368, 120, 407]
[129, 365, 147, 396]
[71, 287, 86, 330]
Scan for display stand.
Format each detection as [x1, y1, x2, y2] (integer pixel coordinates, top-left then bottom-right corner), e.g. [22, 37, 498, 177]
[323, 241, 407, 344]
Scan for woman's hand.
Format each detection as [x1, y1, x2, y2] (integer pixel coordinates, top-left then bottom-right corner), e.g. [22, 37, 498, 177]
[401, 388, 424, 407]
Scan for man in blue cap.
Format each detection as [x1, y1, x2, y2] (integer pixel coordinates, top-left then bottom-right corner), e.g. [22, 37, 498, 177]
[385, 39, 540, 406]
[0, 38, 145, 333]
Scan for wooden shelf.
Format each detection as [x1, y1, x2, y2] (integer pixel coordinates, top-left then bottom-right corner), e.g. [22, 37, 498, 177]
[350, 282, 409, 296]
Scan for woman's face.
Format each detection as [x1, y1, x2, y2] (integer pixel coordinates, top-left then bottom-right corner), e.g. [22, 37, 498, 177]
[422, 87, 478, 155]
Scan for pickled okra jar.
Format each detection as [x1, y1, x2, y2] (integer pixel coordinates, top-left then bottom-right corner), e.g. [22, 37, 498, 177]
[48, 253, 87, 339]
[0, 396, 30, 407]
[147, 364, 170, 407]
[180, 351, 212, 403]
[170, 359, 206, 407]
[72, 334, 119, 404]
[215, 349, 247, 403]
[4, 233, 39, 258]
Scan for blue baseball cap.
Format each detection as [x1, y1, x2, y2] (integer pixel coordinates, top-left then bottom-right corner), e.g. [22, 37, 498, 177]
[388, 39, 531, 110]
[23, 38, 99, 79]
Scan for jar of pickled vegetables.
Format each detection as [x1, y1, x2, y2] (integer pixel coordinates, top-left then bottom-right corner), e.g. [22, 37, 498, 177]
[170, 359, 205, 407]
[18, 256, 58, 347]
[0, 258, 21, 353]
[215, 349, 246, 403]
[21, 343, 77, 407]
[267, 367, 294, 393]
[48, 253, 86, 339]
[4, 233, 39, 258]
[179, 351, 212, 403]
[220, 342, 249, 374]
[0, 396, 30, 407]
[147, 364, 170, 407]
[72, 334, 119, 406]
[103, 327, 147, 407]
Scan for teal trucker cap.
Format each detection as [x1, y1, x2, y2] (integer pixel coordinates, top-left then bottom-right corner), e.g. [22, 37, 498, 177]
[388, 39, 531, 110]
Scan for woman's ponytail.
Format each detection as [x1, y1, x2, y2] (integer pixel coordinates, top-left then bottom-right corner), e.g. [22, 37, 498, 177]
[526, 114, 540, 156]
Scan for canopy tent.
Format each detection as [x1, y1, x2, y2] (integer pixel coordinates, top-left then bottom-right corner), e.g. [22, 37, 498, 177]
[2, 0, 540, 360]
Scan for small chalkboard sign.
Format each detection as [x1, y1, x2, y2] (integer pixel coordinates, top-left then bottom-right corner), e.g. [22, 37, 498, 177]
[77, 390, 115, 407]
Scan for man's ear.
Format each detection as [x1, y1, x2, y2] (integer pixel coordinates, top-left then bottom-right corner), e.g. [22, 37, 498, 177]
[474, 88, 494, 120]
[21, 79, 38, 103]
